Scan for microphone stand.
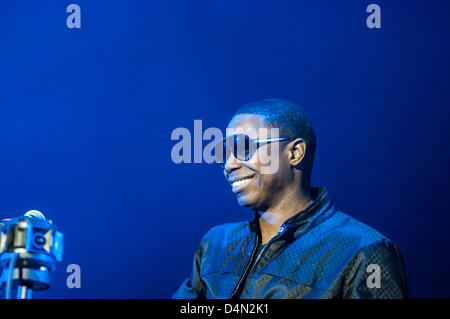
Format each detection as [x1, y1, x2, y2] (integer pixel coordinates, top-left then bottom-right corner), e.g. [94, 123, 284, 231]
[17, 285, 32, 299]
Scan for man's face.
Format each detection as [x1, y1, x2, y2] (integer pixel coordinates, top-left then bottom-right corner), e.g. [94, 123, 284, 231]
[224, 114, 293, 211]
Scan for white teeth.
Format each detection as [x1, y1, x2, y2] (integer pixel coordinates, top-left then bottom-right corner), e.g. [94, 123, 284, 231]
[231, 177, 252, 187]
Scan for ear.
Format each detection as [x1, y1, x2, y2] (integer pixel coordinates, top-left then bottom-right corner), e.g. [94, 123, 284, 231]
[288, 138, 306, 167]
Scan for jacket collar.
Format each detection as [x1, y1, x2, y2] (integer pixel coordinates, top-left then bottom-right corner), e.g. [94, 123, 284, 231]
[249, 187, 333, 236]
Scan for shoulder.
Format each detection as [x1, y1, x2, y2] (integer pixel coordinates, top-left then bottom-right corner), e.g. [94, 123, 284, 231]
[319, 209, 394, 251]
[315, 210, 405, 275]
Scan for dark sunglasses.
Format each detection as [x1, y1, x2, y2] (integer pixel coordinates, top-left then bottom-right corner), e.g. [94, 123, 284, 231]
[214, 133, 292, 165]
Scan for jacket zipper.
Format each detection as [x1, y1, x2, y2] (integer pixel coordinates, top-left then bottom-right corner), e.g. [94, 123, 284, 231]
[230, 233, 279, 299]
[229, 233, 261, 299]
[229, 202, 318, 298]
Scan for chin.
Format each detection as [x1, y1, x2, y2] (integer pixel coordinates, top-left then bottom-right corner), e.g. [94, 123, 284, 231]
[236, 193, 262, 210]
[236, 193, 253, 207]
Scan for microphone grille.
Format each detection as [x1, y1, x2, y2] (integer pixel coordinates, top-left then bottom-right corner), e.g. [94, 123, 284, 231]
[24, 210, 46, 221]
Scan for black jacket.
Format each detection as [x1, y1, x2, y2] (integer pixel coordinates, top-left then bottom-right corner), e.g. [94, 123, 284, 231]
[173, 188, 408, 299]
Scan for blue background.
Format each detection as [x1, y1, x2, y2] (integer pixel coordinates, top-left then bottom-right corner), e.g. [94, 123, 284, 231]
[0, 0, 449, 298]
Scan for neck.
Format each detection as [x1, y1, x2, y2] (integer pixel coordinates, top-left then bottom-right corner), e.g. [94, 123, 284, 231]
[257, 185, 313, 244]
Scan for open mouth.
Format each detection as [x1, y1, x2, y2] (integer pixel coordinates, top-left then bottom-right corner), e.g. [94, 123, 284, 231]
[230, 175, 255, 192]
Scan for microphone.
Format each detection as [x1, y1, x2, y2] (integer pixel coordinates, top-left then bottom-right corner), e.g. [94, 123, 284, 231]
[24, 210, 46, 221]
[0, 210, 45, 228]
[0, 209, 64, 299]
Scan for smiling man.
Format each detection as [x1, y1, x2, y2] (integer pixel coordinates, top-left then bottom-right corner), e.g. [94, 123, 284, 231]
[173, 98, 408, 299]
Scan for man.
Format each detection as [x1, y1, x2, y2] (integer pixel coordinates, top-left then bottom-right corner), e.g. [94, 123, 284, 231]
[173, 98, 408, 299]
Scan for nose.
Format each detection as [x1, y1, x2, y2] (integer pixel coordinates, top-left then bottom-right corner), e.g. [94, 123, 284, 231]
[224, 152, 242, 175]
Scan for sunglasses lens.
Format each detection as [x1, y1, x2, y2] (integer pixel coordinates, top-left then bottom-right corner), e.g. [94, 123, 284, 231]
[214, 139, 227, 164]
[234, 134, 251, 161]
[215, 134, 253, 166]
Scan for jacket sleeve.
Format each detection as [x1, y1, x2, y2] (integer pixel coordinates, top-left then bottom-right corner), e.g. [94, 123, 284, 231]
[172, 239, 207, 299]
[343, 239, 408, 299]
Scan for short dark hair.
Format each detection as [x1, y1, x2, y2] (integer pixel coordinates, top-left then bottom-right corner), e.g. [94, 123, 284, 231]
[234, 98, 316, 170]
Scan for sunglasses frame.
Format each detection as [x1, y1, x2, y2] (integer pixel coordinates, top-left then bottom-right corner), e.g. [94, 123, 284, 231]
[215, 133, 292, 166]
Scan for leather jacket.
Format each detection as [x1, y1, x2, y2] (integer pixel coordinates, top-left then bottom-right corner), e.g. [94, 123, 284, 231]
[173, 187, 408, 299]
